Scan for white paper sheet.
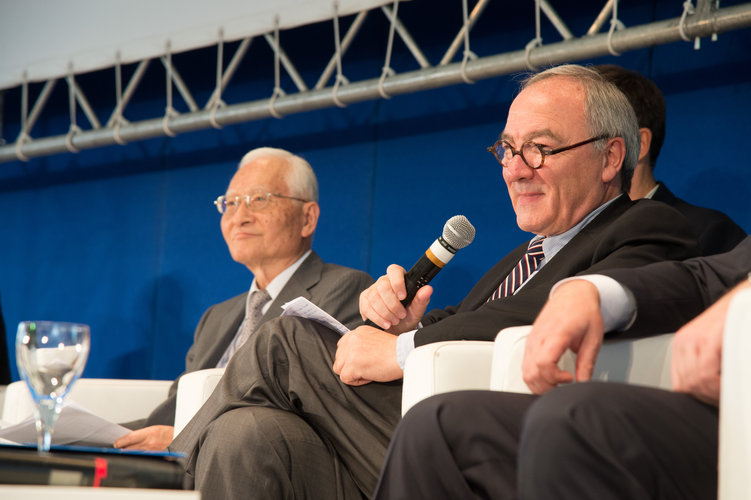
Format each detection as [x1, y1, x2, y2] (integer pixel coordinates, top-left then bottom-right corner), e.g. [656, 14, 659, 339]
[0, 401, 130, 447]
[280, 296, 349, 335]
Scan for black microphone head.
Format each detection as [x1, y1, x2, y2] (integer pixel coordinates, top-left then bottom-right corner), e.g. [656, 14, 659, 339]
[442, 215, 475, 250]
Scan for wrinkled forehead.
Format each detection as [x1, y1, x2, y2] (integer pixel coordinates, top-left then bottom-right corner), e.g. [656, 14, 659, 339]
[504, 78, 587, 141]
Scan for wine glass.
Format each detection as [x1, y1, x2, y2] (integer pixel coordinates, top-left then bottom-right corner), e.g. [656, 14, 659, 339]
[15, 321, 91, 452]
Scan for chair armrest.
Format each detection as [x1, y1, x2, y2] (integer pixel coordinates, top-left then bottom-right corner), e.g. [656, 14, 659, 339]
[2, 378, 172, 425]
[174, 368, 225, 437]
[719, 287, 751, 500]
[491, 326, 673, 394]
[401, 341, 494, 416]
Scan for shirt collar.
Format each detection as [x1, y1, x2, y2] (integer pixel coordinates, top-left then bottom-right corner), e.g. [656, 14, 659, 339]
[643, 184, 660, 199]
[249, 249, 312, 306]
[536, 194, 622, 262]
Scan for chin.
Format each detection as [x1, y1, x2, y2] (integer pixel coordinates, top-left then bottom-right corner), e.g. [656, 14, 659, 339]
[516, 215, 543, 234]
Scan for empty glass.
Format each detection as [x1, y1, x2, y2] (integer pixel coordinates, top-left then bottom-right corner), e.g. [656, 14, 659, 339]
[15, 321, 91, 452]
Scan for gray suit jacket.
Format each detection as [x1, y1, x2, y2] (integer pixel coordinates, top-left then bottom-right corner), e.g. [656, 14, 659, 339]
[142, 251, 373, 427]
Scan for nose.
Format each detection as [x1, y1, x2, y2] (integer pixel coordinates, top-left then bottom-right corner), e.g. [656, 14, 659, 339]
[503, 153, 535, 182]
[229, 199, 257, 224]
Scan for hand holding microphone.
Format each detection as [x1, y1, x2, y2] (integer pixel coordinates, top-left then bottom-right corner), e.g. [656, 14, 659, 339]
[359, 215, 475, 331]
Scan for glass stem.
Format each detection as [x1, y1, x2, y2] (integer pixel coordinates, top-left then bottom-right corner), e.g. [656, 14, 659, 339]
[35, 398, 62, 452]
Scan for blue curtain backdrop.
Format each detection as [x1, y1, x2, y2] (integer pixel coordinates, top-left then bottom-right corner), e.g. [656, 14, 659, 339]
[2, 0, 750, 381]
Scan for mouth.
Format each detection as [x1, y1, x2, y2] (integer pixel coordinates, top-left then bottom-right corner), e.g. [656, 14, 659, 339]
[234, 232, 261, 240]
[515, 192, 544, 204]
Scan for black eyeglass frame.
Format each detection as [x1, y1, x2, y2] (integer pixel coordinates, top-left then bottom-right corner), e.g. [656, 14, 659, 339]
[486, 135, 609, 169]
[214, 192, 309, 214]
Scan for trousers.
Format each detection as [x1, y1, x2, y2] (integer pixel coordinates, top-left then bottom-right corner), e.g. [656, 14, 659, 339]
[374, 383, 719, 499]
[170, 316, 403, 499]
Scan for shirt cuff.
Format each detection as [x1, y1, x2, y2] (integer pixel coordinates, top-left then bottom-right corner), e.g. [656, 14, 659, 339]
[551, 275, 636, 332]
[396, 330, 417, 370]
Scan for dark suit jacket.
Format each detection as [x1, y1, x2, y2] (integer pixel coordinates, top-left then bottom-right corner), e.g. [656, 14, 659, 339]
[0, 296, 9, 385]
[604, 235, 751, 337]
[652, 182, 746, 256]
[414, 196, 700, 346]
[143, 251, 373, 426]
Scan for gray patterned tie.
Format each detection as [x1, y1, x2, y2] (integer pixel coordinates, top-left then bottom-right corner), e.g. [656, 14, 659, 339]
[216, 289, 271, 368]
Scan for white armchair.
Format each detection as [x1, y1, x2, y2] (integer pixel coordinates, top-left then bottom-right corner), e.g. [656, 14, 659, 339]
[1, 378, 172, 427]
[401, 328, 674, 415]
[0, 368, 226, 443]
[173, 368, 225, 437]
[718, 288, 751, 499]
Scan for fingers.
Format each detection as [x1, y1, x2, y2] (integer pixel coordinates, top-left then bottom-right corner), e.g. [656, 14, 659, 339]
[670, 334, 689, 393]
[521, 280, 603, 394]
[671, 298, 725, 406]
[333, 326, 401, 385]
[359, 265, 411, 330]
[333, 330, 373, 386]
[333, 332, 350, 375]
[522, 334, 573, 394]
[404, 285, 432, 325]
[671, 332, 721, 405]
[113, 430, 140, 449]
[114, 426, 174, 451]
[574, 325, 603, 383]
[385, 264, 408, 298]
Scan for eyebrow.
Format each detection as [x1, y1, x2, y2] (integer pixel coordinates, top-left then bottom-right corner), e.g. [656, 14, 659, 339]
[499, 129, 563, 145]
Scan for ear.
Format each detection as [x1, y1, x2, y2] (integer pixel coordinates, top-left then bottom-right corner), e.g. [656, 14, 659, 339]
[638, 128, 652, 164]
[601, 137, 625, 185]
[300, 201, 320, 238]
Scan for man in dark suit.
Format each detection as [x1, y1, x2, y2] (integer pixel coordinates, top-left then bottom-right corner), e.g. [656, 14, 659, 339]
[169, 65, 700, 499]
[595, 64, 746, 255]
[113, 147, 373, 451]
[0, 296, 10, 385]
[374, 235, 751, 500]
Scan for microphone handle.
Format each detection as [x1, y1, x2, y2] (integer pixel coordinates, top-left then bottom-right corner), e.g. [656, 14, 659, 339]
[361, 256, 438, 329]
[401, 253, 443, 306]
[362, 256, 439, 329]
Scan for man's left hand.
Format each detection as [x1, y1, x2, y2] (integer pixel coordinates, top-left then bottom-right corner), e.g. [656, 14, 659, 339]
[523, 279, 605, 394]
[333, 326, 402, 386]
[113, 425, 174, 451]
[670, 288, 732, 406]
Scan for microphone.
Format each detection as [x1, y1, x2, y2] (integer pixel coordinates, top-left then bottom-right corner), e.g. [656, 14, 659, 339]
[401, 215, 476, 306]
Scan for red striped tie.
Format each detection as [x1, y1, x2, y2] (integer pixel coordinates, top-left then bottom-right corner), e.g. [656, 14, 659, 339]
[488, 238, 546, 301]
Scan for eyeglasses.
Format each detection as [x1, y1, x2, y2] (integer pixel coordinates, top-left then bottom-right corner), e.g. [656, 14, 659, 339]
[214, 191, 308, 214]
[486, 135, 608, 169]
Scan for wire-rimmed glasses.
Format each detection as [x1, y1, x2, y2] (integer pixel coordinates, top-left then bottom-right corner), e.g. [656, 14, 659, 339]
[486, 135, 608, 169]
[214, 191, 308, 214]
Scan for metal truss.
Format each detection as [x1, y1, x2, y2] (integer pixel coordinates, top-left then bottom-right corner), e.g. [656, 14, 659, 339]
[1, 0, 750, 164]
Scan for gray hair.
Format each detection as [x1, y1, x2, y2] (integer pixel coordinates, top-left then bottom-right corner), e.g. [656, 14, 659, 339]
[238, 147, 319, 202]
[521, 64, 639, 193]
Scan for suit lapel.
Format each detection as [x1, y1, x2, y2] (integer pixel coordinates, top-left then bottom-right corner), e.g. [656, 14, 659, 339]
[522, 195, 633, 286]
[257, 251, 323, 330]
[458, 241, 529, 312]
[205, 294, 245, 368]
[464, 195, 634, 309]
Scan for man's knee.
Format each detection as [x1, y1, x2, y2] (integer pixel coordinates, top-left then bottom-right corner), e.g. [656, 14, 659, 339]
[200, 406, 322, 456]
[520, 383, 626, 460]
[197, 406, 358, 498]
[250, 315, 338, 358]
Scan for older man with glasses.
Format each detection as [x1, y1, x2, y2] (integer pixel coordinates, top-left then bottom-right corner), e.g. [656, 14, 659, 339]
[113, 146, 373, 451]
[169, 65, 701, 500]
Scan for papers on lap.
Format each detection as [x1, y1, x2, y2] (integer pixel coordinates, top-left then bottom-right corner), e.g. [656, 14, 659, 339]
[280, 296, 349, 335]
